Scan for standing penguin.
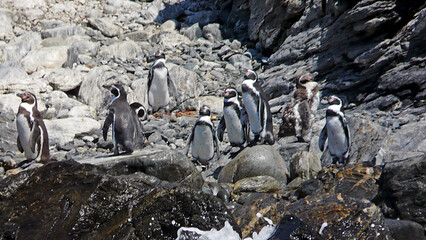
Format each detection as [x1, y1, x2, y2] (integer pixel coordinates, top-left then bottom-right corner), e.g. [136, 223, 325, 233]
[103, 84, 144, 155]
[279, 73, 319, 142]
[16, 92, 50, 163]
[318, 96, 351, 164]
[217, 87, 249, 151]
[147, 52, 178, 114]
[185, 105, 220, 165]
[241, 70, 275, 145]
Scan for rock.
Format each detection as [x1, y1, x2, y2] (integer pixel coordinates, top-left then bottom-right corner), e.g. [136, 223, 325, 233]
[218, 145, 289, 184]
[44, 117, 101, 146]
[318, 164, 381, 201]
[285, 193, 391, 239]
[194, 96, 223, 114]
[296, 179, 324, 199]
[203, 23, 222, 42]
[0, 93, 20, 114]
[41, 24, 85, 39]
[0, 62, 48, 94]
[0, 9, 14, 40]
[290, 151, 321, 181]
[384, 219, 426, 240]
[20, 46, 68, 74]
[44, 68, 85, 92]
[180, 23, 202, 41]
[0, 161, 240, 239]
[160, 19, 178, 32]
[268, 215, 323, 240]
[98, 40, 141, 61]
[168, 64, 204, 109]
[228, 54, 252, 70]
[233, 175, 281, 194]
[78, 65, 115, 110]
[0, 32, 42, 62]
[376, 155, 426, 226]
[87, 18, 122, 37]
[43, 91, 95, 119]
[0, 100, 17, 152]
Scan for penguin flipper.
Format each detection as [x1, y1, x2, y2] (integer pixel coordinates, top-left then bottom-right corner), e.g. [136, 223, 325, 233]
[318, 125, 328, 152]
[217, 116, 226, 142]
[17, 136, 24, 153]
[184, 128, 195, 156]
[340, 114, 351, 152]
[103, 109, 114, 141]
[212, 125, 221, 160]
[30, 126, 41, 154]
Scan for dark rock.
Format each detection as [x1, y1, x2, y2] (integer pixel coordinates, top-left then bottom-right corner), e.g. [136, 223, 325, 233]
[218, 145, 289, 184]
[268, 215, 324, 240]
[285, 193, 391, 239]
[296, 179, 324, 199]
[376, 155, 426, 225]
[385, 219, 425, 240]
[0, 161, 239, 239]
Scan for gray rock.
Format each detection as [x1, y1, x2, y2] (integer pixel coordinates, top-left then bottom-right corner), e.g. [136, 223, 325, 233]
[233, 175, 281, 194]
[180, 23, 202, 41]
[41, 24, 85, 39]
[218, 145, 289, 184]
[44, 68, 85, 92]
[44, 117, 101, 146]
[168, 64, 204, 109]
[385, 219, 426, 240]
[0, 100, 17, 152]
[44, 90, 95, 119]
[0, 62, 48, 94]
[290, 151, 321, 181]
[203, 23, 222, 42]
[0, 32, 42, 62]
[0, 9, 14, 40]
[98, 40, 141, 61]
[78, 65, 114, 110]
[160, 19, 178, 32]
[228, 54, 252, 70]
[88, 18, 122, 37]
[20, 46, 68, 74]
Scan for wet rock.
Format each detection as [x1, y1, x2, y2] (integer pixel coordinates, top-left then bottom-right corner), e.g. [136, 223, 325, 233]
[376, 155, 426, 226]
[268, 215, 323, 240]
[285, 193, 391, 239]
[0, 161, 240, 239]
[384, 219, 425, 240]
[218, 145, 289, 184]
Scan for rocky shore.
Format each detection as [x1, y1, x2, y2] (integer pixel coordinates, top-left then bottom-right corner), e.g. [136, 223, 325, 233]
[0, 0, 425, 239]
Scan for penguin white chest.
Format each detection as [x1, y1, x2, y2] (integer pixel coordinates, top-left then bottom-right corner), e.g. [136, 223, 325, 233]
[149, 68, 169, 110]
[16, 113, 38, 159]
[243, 93, 262, 134]
[326, 116, 348, 157]
[192, 125, 215, 161]
[223, 107, 244, 144]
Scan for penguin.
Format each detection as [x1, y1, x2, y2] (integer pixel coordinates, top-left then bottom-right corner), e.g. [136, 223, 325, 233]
[147, 52, 178, 114]
[318, 96, 351, 164]
[241, 70, 275, 145]
[217, 87, 249, 151]
[16, 92, 50, 163]
[279, 73, 319, 142]
[185, 105, 220, 165]
[130, 102, 147, 121]
[103, 84, 144, 155]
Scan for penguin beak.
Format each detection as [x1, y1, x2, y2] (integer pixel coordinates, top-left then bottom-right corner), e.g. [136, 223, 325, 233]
[16, 92, 28, 101]
[102, 84, 112, 90]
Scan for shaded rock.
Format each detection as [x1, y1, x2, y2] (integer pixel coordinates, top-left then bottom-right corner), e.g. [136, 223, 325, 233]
[87, 17, 122, 37]
[268, 215, 324, 240]
[218, 145, 289, 184]
[180, 23, 202, 41]
[296, 179, 324, 199]
[385, 219, 426, 240]
[376, 155, 426, 225]
[285, 193, 391, 239]
[20, 46, 68, 74]
[44, 117, 101, 146]
[290, 151, 321, 180]
[203, 23, 222, 42]
[0, 160, 240, 239]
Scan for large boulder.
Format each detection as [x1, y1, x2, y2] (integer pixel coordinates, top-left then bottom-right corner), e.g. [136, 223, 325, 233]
[20, 46, 68, 74]
[78, 66, 115, 111]
[218, 145, 289, 184]
[0, 62, 49, 94]
[44, 117, 101, 146]
[0, 161, 240, 239]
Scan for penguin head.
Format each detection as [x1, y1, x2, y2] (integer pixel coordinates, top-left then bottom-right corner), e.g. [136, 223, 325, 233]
[244, 70, 258, 81]
[199, 105, 211, 116]
[130, 102, 147, 120]
[328, 95, 342, 107]
[103, 84, 127, 100]
[224, 87, 238, 99]
[17, 92, 37, 105]
[153, 51, 166, 68]
[297, 73, 313, 87]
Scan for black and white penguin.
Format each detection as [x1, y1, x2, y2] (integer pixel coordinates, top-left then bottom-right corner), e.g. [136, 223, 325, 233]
[103, 84, 144, 155]
[147, 52, 178, 114]
[185, 105, 220, 165]
[279, 73, 319, 142]
[318, 96, 351, 164]
[130, 102, 147, 121]
[217, 87, 249, 151]
[241, 70, 275, 145]
[16, 92, 50, 163]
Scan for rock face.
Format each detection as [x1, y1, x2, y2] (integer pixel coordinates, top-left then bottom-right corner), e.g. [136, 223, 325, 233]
[0, 161, 239, 240]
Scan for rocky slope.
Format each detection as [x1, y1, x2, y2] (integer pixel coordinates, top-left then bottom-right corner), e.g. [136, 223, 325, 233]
[0, 0, 425, 239]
